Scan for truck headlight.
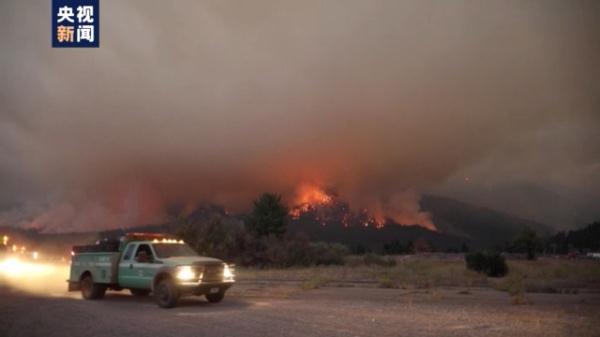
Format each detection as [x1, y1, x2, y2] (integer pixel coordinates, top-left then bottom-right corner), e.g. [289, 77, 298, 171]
[176, 266, 196, 281]
[223, 264, 234, 280]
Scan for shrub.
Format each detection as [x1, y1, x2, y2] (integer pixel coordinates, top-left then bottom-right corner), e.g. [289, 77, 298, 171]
[239, 234, 349, 267]
[376, 270, 398, 288]
[465, 251, 508, 277]
[503, 274, 531, 305]
[307, 242, 348, 265]
[486, 252, 508, 277]
[465, 252, 486, 273]
[301, 275, 329, 290]
[382, 240, 409, 254]
[363, 253, 397, 267]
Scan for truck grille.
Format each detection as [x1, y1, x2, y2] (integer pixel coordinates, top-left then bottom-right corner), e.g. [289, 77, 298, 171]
[200, 264, 224, 282]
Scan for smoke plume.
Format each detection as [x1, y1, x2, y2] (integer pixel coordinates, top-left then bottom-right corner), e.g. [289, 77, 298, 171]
[0, 0, 599, 231]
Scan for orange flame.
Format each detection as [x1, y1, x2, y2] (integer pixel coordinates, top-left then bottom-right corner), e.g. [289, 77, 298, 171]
[288, 183, 436, 231]
[290, 183, 333, 219]
[293, 183, 333, 205]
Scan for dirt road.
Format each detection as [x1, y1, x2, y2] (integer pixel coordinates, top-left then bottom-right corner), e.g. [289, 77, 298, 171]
[0, 284, 598, 337]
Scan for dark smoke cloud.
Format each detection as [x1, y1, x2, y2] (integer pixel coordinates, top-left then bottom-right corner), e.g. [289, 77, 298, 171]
[0, 0, 599, 231]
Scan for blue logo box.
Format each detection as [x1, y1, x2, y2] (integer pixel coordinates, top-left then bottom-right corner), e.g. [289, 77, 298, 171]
[52, 0, 99, 48]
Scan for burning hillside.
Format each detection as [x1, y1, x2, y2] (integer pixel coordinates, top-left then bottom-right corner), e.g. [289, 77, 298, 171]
[0, 174, 437, 233]
[289, 184, 435, 231]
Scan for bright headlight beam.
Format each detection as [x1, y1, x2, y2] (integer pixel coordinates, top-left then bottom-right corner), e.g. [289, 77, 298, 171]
[0, 257, 55, 278]
[176, 266, 195, 281]
[223, 264, 234, 280]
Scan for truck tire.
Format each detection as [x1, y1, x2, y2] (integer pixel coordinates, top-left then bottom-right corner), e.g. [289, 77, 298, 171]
[130, 289, 151, 297]
[154, 278, 179, 308]
[205, 291, 225, 303]
[81, 274, 106, 300]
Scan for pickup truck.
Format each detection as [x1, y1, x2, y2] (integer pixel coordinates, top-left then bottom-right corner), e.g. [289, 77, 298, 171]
[68, 233, 234, 308]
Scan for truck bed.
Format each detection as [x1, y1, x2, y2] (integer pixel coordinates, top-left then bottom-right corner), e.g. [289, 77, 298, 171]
[69, 251, 121, 285]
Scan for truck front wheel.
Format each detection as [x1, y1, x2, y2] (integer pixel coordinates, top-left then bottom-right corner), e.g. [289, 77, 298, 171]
[154, 278, 179, 308]
[81, 274, 106, 300]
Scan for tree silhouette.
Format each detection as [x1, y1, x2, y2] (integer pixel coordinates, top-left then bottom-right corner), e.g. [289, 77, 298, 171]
[514, 228, 540, 260]
[245, 193, 289, 238]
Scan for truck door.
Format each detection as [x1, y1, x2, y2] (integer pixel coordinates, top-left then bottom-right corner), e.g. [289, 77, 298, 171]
[119, 243, 158, 289]
[118, 243, 138, 288]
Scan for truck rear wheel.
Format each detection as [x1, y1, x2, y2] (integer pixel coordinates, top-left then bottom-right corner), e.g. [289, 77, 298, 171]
[154, 278, 179, 308]
[81, 274, 106, 300]
[205, 291, 225, 303]
[130, 289, 151, 297]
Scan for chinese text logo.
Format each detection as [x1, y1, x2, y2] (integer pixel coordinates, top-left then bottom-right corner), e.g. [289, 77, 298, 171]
[52, 0, 99, 48]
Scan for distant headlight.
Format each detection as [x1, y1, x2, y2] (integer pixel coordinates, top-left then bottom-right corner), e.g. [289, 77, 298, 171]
[176, 266, 196, 281]
[223, 264, 234, 280]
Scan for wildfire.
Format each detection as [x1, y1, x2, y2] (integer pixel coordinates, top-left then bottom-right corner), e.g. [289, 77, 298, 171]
[361, 209, 386, 229]
[288, 184, 386, 228]
[290, 183, 334, 219]
[293, 183, 333, 206]
[288, 183, 436, 231]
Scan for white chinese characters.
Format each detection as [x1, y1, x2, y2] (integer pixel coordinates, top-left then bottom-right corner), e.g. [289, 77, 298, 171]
[55, 4, 96, 44]
[77, 25, 95, 42]
[77, 6, 94, 23]
[57, 6, 75, 23]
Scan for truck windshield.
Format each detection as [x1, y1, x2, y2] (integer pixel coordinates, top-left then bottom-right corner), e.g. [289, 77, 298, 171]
[152, 243, 198, 258]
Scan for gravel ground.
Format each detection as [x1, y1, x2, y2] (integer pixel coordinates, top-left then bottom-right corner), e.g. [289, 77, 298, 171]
[0, 284, 599, 337]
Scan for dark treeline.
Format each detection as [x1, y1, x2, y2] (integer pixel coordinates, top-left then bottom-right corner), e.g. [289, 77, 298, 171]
[546, 222, 600, 254]
[176, 193, 348, 267]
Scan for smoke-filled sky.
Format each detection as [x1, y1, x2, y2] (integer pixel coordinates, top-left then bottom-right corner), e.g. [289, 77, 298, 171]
[1, 0, 599, 232]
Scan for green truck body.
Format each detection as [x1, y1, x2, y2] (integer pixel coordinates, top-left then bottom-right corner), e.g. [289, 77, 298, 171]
[68, 233, 234, 308]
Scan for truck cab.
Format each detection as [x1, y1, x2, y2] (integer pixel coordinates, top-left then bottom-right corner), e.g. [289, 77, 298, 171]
[69, 233, 234, 308]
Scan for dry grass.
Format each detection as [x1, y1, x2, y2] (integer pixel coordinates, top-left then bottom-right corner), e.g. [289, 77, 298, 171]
[300, 275, 330, 290]
[491, 258, 600, 294]
[237, 255, 600, 294]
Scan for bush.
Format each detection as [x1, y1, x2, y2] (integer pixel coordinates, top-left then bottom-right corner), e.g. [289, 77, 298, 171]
[486, 253, 508, 277]
[496, 273, 531, 305]
[308, 242, 348, 265]
[465, 252, 486, 272]
[363, 253, 397, 267]
[301, 275, 330, 290]
[382, 240, 409, 254]
[465, 251, 508, 277]
[376, 270, 398, 288]
[239, 234, 349, 267]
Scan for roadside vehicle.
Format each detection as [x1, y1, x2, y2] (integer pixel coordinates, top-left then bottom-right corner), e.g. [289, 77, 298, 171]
[68, 233, 234, 308]
[586, 252, 600, 261]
